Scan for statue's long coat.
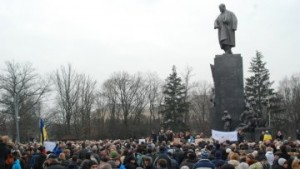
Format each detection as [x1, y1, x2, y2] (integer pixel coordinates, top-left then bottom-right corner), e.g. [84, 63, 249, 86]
[214, 10, 238, 49]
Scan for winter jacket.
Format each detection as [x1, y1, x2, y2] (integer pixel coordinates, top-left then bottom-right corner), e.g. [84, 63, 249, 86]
[228, 160, 240, 169]
[249, 162, 263, 169]
[53, 146, 62, 158]
[141, 155, 155, 169]
[48, 161, 66, 169]
[153, 153, 172, 169]
[273, 164, 285, 169]
[238, 162, 249, 169]
[67, 161, 79, 169]
[192, 159, 215, 169]
[0, 142, 10, 169]
[265, 151, 274, 166]
[211, 158, 226, 169]
[180, 159, 198, 169]
[32, 153, 46, 169]
[12, 159, 22, 169]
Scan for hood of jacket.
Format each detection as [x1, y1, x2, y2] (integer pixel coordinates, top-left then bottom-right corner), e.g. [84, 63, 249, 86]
[142, 155, 153, 164]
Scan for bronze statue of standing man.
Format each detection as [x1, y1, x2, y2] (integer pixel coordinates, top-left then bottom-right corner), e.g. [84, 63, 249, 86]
[214, 4, 238, 54]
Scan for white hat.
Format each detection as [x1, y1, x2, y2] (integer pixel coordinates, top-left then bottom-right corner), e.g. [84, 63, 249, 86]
[278, 158, 287, 167]
[226, 148, 232, 153]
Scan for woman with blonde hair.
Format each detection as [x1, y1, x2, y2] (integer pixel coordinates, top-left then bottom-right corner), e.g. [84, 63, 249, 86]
[291, 158, 300, 169]
[228, 153, 240, 169]
[58, 153, 69, 167]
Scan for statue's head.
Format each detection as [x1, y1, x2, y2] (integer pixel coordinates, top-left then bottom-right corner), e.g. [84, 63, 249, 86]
[219, 4, 226, 13]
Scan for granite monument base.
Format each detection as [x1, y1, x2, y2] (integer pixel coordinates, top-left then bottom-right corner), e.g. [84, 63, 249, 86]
[210, 54, 245, 131]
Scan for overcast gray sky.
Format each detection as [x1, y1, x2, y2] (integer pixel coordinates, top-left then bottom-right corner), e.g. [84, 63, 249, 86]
[1, 0, 299, 87]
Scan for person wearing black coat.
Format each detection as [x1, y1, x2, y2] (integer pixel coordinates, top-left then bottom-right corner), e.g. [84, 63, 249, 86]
[179, 151, 198, 169]
[45, 153, 66, 169]
[33, 147, 46, 169]
[0, 138, 11, 169]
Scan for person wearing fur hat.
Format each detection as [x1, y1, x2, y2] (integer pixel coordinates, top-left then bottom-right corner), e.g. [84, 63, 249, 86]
[153, 146, 172, 169]
[156, 159, 168, 169]
[192, 151, 215, 169]
[88, 160, 98, 169]
[141, 155, 155, 169]
[125, 155, 138, 169]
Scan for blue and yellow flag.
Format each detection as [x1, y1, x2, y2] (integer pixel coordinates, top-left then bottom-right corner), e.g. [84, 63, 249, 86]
[40, 118, 48, 144]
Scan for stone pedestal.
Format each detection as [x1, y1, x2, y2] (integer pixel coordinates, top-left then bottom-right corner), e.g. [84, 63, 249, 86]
[210, 54, 245, 131]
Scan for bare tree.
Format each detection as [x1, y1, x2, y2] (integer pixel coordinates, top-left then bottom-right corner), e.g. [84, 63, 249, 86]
[146, 72, 163, 131]
[102, 78, 120, 121]
[189, 80, 212, 134]
[52, 64, 81, 135]
[277, 73, 300, 135]
[115, 72, 148, 125]
[0, 61, 50, 142]
[92, 91, 109, 138]
[77, 75, 97, 139]
[181, 66, 197, 123]
[100, 72, 149, 138]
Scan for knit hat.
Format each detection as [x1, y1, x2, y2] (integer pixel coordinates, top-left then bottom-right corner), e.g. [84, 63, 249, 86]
[226, 148, 232, 153]
[110, 151, 119, 159]
[278, 158, 287, 167]
[201, 151, 209, 159]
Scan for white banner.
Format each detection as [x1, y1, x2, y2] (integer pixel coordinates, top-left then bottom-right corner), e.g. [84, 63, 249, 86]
[139, 139, 146, 144]
[211, 130, 237, 142]
[44, 141, 57, 152]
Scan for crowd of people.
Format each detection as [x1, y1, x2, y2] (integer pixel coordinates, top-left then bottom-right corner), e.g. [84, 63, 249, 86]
[1, 129, 300, 169]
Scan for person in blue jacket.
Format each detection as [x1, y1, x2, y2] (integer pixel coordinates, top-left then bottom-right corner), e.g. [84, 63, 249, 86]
[193, 151, 215, 169]
[12, 151, 22, 169]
